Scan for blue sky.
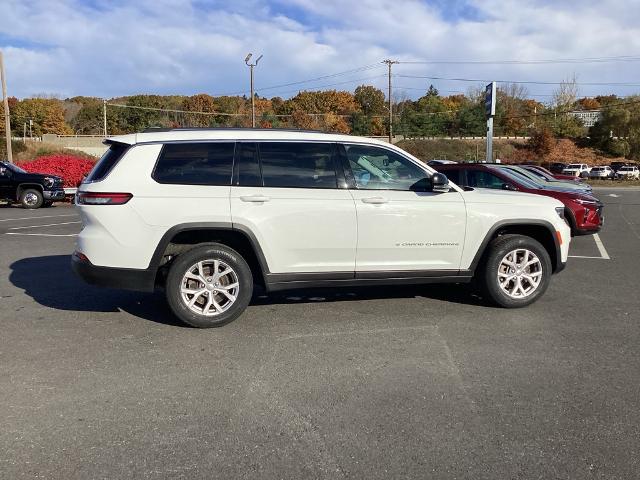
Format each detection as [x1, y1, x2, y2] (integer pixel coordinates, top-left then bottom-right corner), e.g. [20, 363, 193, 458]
[1, 0, 639, 101]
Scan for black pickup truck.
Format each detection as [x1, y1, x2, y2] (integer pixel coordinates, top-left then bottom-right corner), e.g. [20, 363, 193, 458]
[0, 161, 65, 209]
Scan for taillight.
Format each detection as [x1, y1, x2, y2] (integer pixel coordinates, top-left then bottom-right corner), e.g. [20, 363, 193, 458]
[76, 191, 132, 205]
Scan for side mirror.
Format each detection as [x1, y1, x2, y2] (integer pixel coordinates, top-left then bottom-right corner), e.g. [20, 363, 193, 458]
[502, 183, 516, 191]
[431, 172, 450, 193]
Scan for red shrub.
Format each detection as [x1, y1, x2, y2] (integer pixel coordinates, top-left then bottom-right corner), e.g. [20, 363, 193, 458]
[20, 154, 96, 188]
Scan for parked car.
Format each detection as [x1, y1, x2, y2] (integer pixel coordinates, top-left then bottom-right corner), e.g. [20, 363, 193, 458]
[610, 161, 630, 173]
[72, 128, 571, 327]
[562, 163, 591, 178]
[435, 163, 603, 236]
[427, 159, 457, 166]
[615, 165, 640, 180]
[524, 164, 585, 182]
[0, 160, 65, 209]
[548, 162, 567, 174]
[517, 165, 593, 193]
[589, 166, 615, 179]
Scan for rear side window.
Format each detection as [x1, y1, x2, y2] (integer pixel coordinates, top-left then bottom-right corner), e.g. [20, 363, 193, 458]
[84, 142, 128, 182]
[259, 142, 337, 189]
[153, 143, 235, 185]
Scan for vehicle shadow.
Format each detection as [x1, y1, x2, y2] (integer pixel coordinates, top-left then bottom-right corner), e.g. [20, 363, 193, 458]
[9, 255, 183, 327]
[9, 255, 491, 328]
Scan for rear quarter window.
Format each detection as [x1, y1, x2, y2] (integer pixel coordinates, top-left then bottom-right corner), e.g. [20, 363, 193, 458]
[153, 142, 235, 186]
[84, 142, 129, 183]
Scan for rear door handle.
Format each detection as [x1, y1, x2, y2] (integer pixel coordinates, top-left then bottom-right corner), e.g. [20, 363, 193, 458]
[361, 196, 389, 204]
[240, 195, 270, 203]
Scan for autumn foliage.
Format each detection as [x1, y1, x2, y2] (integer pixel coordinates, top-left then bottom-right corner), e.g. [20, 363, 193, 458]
[20, 154, 96, 188]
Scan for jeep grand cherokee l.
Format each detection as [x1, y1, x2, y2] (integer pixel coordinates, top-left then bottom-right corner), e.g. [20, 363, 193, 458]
[72, 129, 571, 328]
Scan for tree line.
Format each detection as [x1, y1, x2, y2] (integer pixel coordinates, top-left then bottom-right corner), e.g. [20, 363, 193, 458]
[1, 84, 640, 159]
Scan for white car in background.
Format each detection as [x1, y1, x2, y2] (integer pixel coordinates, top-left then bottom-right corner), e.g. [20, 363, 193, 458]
[562, 163, 591, 178]
[615, 165, 640, 179]
[589, 166, 614, 179]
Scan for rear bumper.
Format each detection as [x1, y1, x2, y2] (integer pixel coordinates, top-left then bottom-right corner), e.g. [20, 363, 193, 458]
[71, 253, 156, 292]
[43, 189, 66, 201]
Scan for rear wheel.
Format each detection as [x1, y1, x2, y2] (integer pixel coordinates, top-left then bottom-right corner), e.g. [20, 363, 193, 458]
[165, 243, 253, 328]
[20, 189, 43, 209]
[480, 234, 552, 308]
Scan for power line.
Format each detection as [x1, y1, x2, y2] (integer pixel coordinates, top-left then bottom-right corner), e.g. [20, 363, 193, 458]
[395, 74, 640, 87]
[209, 63, 384, 96]
[258, 74, 387, 97]
[397, 54, 640, 65]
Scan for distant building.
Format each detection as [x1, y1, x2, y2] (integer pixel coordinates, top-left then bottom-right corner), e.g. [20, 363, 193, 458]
[568, 110, 602, 128]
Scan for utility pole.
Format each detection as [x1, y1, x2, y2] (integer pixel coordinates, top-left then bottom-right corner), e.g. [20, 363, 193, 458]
[244, 53, 263, 128]
[103, 99, 108, 137]
[383, 59, 398, 143]
[1, 51, 12, 163]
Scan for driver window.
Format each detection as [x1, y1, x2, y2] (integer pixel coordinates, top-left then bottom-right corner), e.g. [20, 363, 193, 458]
[344, 144, 429, 191]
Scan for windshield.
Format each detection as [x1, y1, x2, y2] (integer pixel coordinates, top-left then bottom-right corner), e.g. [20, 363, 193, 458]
[498, 166, 545, 188]
[2, 162, 27, 174]
[528, 168, 555, 181]
[489, 167, 541, 189]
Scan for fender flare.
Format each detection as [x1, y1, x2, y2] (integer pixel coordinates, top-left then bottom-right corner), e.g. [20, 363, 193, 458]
[466, 219, 562, 273]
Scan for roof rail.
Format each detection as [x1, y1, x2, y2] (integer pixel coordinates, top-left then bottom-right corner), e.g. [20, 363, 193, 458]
[141, 127, 329, 134]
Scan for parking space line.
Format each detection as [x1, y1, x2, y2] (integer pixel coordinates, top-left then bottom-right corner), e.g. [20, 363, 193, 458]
[5, 232, 78, 237]
[8, 221, 81, 230]
[0, 214, 77, 222]
[568, 233, 611, 260]
[593, 233, 611, 260]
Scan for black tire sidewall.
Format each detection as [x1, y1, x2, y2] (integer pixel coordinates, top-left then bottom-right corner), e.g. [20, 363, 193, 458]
[165, 244, 253, 328]
[20, 189, 43, 209]
[482, 235, 552, 308]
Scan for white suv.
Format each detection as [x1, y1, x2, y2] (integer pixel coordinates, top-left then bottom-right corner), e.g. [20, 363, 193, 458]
[73, 129, 571, 327]
[562, 163, 591, 177]
[615, 165, 640, 179]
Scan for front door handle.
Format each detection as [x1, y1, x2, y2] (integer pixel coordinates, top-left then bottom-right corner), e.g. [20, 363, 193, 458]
[240, 195, 270, 203]
[361, 196, 389, 204]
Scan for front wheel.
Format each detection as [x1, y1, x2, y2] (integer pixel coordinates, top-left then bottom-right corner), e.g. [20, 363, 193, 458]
[165, 243, 253, 328]
[480, 234, 552, 308]
[20, 189, 44, 209]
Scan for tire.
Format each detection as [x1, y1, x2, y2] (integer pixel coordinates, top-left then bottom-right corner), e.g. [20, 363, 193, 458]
[19, 188, 43, 209]
[479, 234, 552, 308]
[165, 243, 253, 328]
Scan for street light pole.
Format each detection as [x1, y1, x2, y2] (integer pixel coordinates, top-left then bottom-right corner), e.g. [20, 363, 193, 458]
[245, 53, 263, 128]
[0, 51, 13, 163]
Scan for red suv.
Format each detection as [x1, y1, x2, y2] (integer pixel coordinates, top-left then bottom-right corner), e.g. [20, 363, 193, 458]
[435, 164, 603, 236]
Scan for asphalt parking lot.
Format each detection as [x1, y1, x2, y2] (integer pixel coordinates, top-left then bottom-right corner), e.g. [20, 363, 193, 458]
[1, 188, 639, 479]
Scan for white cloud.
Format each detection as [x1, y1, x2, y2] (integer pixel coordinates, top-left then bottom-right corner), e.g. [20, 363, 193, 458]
[0, 0, 639, 100]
